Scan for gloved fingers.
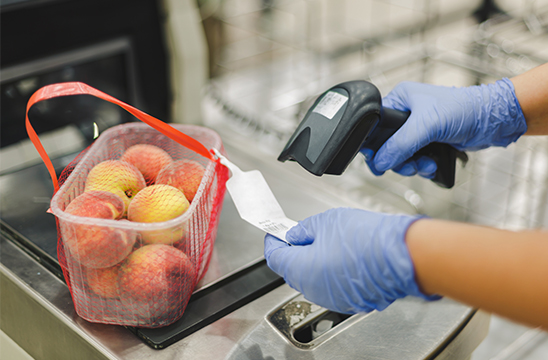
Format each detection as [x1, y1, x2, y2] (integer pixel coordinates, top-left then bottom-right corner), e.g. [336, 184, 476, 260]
[267, 208, 440, 315]
[367, 158, 386, 176]
[264, 234, 292, 276]
[264, 234, 311, 295]
[285, 210, 335, 245]
[391, 155, 437, 179]
[360, 148, 386, 176]
[373, 117, 433, 172]
[360, 147, 375, 161]
[285, 222, 315, 246]
[381, 82, 415, 112]
[392, 161, 418, 176]
[362, 148, 434, 179]
[415, 156, 437, 179]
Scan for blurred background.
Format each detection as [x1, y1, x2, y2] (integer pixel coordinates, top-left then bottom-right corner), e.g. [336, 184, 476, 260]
[1, 0, 548, 358]
[197, 3, 548, 355]
[200, 0, 548, 229]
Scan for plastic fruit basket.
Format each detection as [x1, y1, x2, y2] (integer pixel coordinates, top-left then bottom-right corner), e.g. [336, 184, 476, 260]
[26, 82, 229, 328]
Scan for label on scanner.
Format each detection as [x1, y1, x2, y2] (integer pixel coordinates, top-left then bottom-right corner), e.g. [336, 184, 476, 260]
[312, 91, 348, 119]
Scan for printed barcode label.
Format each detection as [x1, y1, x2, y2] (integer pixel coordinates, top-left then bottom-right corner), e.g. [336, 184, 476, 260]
[214, 149, 298, 243]
[312, 91, 348, 119]
[258, 220, 289, 234]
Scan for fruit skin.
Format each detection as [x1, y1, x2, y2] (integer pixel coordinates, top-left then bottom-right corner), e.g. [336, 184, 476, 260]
[65, 190, 125, 220]
[62, 191, 136, 268]
[121, 144, 173, 185]
[84, 160, 146, 216]
[128, 184, 190, 244]
[86, 263, 121, 298]
[118, 244, 196, 325]
[156, 159, 205, 203]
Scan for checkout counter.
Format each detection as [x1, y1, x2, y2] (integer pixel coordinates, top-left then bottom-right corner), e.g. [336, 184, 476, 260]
[0, 119, 490, 359]
[0, 0, 493, 358]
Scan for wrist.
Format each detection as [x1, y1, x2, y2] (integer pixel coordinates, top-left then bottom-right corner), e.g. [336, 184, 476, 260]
[404, 218, 442, 300]
[487, 78, 527, 147]
[510, 62, 548, 135]
[460, 79, 527, 150]
[387, 216, 441, 302]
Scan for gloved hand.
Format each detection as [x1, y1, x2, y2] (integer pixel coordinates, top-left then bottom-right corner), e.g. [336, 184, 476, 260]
[361, 78, 527, 178]
[264, 208, 440, 314]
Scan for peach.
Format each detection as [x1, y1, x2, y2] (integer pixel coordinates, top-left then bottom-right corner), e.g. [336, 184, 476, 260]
[65, 190, 124, 220]
[156, 159, 205, 202]
[86, 263, 121, 298]
[84, 160, 146, 216]
[121, 144, 173, 185]
[118, 244, 196, 326]
[62, 191, 136, 268]
[128, 184, 190, 244]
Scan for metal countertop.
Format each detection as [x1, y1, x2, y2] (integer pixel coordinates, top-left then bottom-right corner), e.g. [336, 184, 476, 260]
[0, 129, 489, 360]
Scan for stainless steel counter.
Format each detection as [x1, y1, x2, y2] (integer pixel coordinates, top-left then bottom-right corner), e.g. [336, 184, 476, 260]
[0, 129, 489, 360]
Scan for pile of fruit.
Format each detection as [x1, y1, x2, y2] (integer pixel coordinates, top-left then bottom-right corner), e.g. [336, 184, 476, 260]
[60, 144, 207, 324]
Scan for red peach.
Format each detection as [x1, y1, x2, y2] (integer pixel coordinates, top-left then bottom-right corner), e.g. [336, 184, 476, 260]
[65, 190, 125, 220]
[86, 263, 121, 298]
[156, 159, 205, 202]
[121, 144, 173, 185]
[62, 191, 136, 268]
[118, 244, 196, 326]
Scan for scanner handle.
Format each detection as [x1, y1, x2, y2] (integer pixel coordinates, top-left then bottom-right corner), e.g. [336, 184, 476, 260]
[366, 107, 466, 189]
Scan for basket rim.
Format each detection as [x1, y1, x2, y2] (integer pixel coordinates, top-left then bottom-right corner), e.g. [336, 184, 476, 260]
[50, 123, 223, 230]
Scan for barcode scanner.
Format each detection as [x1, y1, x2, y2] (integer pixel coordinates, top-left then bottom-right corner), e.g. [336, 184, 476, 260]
[278, 80, 468, 188]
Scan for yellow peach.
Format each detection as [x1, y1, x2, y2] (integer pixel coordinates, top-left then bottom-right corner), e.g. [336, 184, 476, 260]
[84, 160, 146, 216]
[128, 184, 190, 244]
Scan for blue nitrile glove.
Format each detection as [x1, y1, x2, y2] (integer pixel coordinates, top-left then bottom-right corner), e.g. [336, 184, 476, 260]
[264, 208, 440, 314]
[361, 78, 527, 178]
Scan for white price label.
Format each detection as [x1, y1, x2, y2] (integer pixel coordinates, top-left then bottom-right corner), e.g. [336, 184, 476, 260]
[213, 150, 297, 244]
[312, 91, 348, 119]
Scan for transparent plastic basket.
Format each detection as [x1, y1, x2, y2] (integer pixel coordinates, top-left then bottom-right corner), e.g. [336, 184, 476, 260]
[26, 83, 228, 328]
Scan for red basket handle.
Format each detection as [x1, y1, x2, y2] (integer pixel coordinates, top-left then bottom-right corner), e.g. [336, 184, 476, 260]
[25, 82, 215, 192]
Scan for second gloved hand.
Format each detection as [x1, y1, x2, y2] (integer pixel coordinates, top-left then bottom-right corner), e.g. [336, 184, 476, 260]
[363, 78, 527, 178]
[264, 208, 440, 314]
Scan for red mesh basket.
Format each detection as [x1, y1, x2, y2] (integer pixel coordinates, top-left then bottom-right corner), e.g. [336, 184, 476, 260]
[26, 83, 228, 328]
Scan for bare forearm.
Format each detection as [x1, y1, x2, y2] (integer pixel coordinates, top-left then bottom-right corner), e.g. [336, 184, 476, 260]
[511, 62, 548, 135]
[406, 219, 548, 330]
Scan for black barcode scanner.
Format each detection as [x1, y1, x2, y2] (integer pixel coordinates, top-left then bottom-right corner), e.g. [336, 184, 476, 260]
[278, 80, 468, 188]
